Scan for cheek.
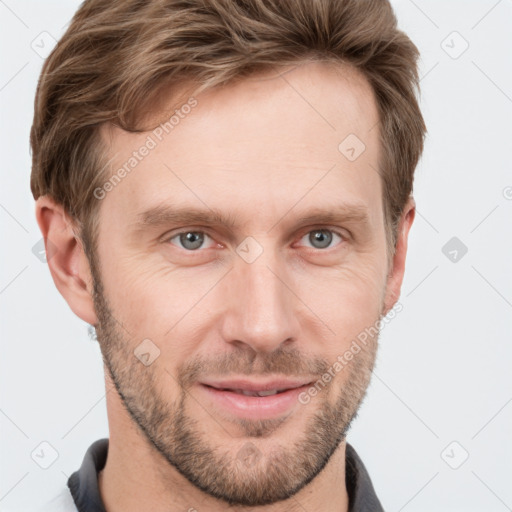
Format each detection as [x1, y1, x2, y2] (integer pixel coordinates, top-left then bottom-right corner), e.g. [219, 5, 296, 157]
[101, 252, 222, 345]
[99, 240, 387, 361]
[301, 256, 386, 321]
[294, 260, 386, 368]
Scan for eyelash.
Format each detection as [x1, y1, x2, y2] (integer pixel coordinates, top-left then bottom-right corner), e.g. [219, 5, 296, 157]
[164, 227, 347, 252]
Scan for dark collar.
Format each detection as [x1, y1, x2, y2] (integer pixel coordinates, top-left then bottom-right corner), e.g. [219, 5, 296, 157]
[68, 438, 384, 511]
[344, 443, 385, 511]
[68, 439, 108, 512]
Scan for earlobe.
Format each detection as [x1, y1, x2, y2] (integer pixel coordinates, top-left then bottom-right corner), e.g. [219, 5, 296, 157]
[382, 197, 416, 316]
[35, 196, 98, 325]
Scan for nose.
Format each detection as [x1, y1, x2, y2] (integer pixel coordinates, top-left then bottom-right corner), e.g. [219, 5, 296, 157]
[220, 244, 301, 354]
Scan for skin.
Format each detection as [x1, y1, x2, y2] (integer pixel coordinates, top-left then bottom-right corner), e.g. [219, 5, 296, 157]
[36, 60, 415, 512]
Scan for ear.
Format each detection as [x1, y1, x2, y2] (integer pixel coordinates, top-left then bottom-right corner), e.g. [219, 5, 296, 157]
[35, 195, 98, 325]
[382, 196, 415, 315]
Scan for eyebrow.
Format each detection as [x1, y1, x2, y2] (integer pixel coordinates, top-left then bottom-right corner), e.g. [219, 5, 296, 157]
[132, 202, 370, 235]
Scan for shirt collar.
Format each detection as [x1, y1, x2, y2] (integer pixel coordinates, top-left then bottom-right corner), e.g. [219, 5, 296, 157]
[68, 438, 383, 511]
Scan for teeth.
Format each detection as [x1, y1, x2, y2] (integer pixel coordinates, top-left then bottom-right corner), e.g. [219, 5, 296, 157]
[232, 389, 283, 397]
[256, 389, 279, 396]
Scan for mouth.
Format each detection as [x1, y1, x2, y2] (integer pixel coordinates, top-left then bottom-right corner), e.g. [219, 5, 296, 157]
[198, 380, 313, 420]
[204, 386, 296, 397]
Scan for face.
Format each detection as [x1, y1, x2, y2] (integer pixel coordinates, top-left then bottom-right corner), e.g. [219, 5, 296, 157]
[90, 61, 393, 506]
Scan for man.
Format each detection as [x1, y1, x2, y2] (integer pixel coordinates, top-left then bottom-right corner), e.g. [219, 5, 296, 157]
[30, 0, 425, 510]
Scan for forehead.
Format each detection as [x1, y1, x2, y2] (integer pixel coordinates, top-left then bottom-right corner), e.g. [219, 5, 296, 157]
[98, 60, 382, 232]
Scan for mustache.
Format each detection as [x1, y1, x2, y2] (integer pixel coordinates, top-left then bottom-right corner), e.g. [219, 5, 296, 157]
[176, 346, 331, 389]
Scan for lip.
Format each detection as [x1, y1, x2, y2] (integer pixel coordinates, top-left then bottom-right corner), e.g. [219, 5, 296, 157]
[200, 378, 313, 392]
[198, 378, 314, 421]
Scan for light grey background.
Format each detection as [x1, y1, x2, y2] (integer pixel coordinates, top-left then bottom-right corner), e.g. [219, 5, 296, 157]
[1, 0, 511, 510]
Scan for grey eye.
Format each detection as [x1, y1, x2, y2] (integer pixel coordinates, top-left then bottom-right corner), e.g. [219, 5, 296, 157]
[171, 231, 208, 250]
[302, 229, 342, 250]
[309, 230, 332, 249]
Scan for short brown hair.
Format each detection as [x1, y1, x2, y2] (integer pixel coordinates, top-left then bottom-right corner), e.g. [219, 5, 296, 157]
[30, 0, 426, 260]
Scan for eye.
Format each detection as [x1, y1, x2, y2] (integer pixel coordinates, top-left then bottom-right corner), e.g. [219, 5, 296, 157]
[167, 231, 216, 251]
[165, 228, 345, 253]
[298, 229, 344, 250]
